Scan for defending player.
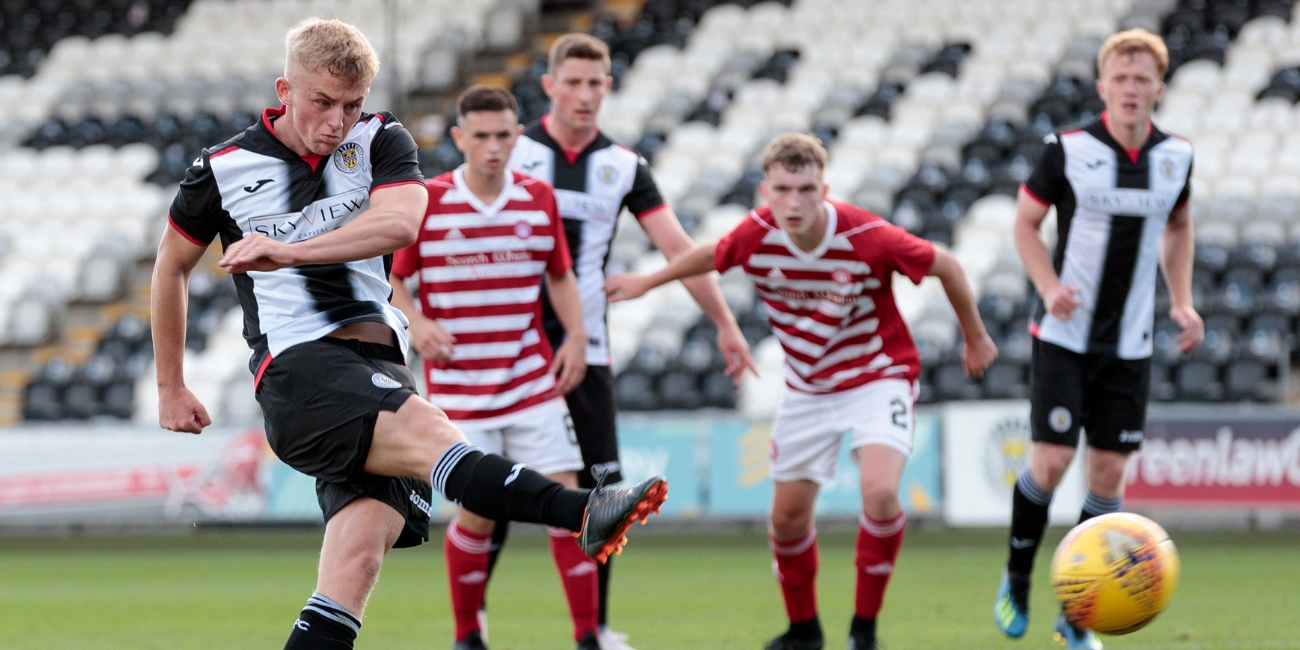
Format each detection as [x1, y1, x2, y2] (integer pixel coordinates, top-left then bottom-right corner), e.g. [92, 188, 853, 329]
[388, 86, 600, 650]
[606, 133, 998, 650]
[495, 33, 758, 650]
[151, 20, 666, 650]
[992, 29, 1200, 650]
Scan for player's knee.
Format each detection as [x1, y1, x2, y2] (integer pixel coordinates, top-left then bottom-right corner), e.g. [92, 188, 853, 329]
[769, 506, 812, 539]
[860, 481, 901, 521]
[1033, 446, 1075, 488]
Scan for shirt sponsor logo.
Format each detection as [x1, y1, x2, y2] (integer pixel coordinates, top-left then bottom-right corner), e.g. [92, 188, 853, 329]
[555, 189, 618, 222]
[1082, 188, 1175, 214]
[334, 142, 364, 173]
[372, 372, 402, 389]
[248, 188, 369, 242]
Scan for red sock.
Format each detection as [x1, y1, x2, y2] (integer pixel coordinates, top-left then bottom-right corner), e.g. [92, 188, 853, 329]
[445, 522, 491, 641]
[549, 526, 599, 641]
[855, 512, 905, 619]
[770, 527, 819, 623]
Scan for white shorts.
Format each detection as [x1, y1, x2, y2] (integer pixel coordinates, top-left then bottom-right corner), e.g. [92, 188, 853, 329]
[770, 379, 916, 484]
[455, 399, 584, 476]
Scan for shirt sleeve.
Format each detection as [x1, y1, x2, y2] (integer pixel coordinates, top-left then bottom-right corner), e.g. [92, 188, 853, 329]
[390, 241, 420, 280]
[369, 113, 425, 191]
[544, 189, 573, 275]
[1022, 133, 1067, 207]
[714, 215, 765, 273]
[1174, 158, 1193, 209]
[622, 154, 667, 219]
[872, 224, 936, 285]
[167, 150, 224, 246]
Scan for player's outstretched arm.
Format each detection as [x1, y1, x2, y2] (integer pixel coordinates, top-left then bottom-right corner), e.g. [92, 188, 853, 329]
[1013, 187, 1080, 321]
[1161, 204, 1203, 353]
[388, 271, 455, 362]
[152, 226, 214, 434]
[605, 241, 719, 303]
[219, 183, 428, 274]
[639, 209, 758, 383]
[544, 269, 588, 394]
[928, 246, 998, 378]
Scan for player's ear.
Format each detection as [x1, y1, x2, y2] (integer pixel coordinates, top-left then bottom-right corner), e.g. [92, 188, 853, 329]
[275, 77, 291, 106]
[541, 74, 554, 98]
[450, 126, 466, 153]
[604, 75, 613, 92]
[758, 180, 770, 202]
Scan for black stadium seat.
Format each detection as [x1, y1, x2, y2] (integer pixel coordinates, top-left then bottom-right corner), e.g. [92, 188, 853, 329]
[982, 362, 1028, 399]
[1176, 361, 1223, 401]
[1225, 360, 1273, 402]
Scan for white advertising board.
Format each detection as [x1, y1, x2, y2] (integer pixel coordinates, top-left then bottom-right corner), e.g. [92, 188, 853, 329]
[942, 400, 1086, 526]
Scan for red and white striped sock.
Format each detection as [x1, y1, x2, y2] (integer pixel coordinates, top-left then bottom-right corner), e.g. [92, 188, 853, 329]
[444, 522, 491, 641]
[770, 527, 819, 624]
[548, 526, 599, 641]
[854, 512, 905, 620]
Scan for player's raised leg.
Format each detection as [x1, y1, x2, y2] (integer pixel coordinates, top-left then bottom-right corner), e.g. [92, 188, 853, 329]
[850, 443, 909, 650]
[766, 479, 823, 650]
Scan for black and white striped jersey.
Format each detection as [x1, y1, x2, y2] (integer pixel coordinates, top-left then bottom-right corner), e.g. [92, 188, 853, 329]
[167, 106, 425, 379]
[507, 116, 666, 366]
[1023, 114, 1193, 359]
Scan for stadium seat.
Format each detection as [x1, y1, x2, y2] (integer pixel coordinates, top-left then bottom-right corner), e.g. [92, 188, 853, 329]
[1176, 360, 1224, 401]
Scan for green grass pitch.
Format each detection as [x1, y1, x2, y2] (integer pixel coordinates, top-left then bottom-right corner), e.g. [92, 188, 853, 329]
[0, 526, 1296, 649]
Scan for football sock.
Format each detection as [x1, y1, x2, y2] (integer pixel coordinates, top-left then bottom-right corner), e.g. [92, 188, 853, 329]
[771, 527, 820, 624]
[549, 526, 600, 641]
[481, 519, 510, 611]
[1007, 467, 1053, 576]
[1079, 490, 1122, 524]
[432, 443, 587, 531]
[854, 512, 905, 620]
[597, 555, 612, 627]
[444, 522, 491, 641]
[849, 616, 877, 645]
[283, 593, 360, 650]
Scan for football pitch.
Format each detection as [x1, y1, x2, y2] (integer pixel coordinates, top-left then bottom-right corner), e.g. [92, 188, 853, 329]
[0, 526, 1296, 650]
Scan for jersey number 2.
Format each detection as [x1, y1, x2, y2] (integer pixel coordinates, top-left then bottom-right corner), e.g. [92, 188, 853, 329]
[889, 398, 908, 429]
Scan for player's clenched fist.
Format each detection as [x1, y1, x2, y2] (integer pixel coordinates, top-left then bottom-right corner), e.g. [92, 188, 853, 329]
[158, 385, 212, 434]
[1042, 283, 1082, 321]
[604, 273, 650, 302]
[963, 331, 999, 379]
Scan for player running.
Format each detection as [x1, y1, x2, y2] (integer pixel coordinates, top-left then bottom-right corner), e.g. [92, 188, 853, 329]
[151, 20, 665, 650]
[388, 85, 601, 650]
[491, 33, 757, 650]
[606, 133, 998, 650]
[992, 28, 1199, 650]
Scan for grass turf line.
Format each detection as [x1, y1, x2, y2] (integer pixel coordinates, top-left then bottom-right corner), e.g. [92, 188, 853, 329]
[0, 528, 1295, 649]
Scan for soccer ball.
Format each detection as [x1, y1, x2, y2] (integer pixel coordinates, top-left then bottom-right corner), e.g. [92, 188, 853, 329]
[1049, 512, 1180, 635]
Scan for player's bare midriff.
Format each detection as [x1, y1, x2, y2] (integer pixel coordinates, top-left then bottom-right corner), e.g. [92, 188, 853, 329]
[326, 321, 394, 346]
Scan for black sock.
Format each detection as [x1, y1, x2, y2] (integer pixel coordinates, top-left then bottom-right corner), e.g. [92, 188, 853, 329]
[786, 616, 822, 640]
[484, 519, 510, 610]
[432, 443, 587, 531]
[597, 556, 612, 627]
[849, 616, 875, 643]
[1078, 491, 1122, 525]
[283, 593, 360, 650]
[1007, 468, 1053, 576]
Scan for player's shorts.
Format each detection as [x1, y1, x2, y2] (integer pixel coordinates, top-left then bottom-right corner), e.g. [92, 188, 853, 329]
[563, 365, 622, 488]
[770, 378, 916, 484]
[455, 398, 584, 477]
[1029, 338, 1151, 453]
[257, 337, 431, 549]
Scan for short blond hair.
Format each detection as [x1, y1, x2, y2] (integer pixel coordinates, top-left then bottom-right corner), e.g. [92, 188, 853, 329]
[1097, 28, 1169, 78]
[761, 133, 828, 175]
[285, 18, 379, 87]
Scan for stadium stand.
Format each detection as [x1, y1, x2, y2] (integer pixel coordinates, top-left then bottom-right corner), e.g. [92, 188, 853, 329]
[8, 0, 1300, 424]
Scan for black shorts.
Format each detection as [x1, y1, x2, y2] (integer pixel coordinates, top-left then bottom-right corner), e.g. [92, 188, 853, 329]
[1029, 338, 1151, 453]
[565, 365, 622, 488]
[257, 337, 431, 548]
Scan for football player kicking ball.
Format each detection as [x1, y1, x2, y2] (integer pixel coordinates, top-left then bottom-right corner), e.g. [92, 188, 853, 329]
[607, 133, 998, 650]
[389, 86, 607, 650]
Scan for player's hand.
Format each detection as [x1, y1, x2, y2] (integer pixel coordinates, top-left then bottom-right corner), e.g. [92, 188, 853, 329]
[218, 233, 297, 274]
[605, 273, 650, 302]
[1043, 283, 1083, 321]
[158, 385, 212, 434]
[716, 323, 759, 386]
[410, 316, 455, 362]
[963, 330, 999, 378]
[1170, 303, 1203, 354]
[551, 335, 587, 395]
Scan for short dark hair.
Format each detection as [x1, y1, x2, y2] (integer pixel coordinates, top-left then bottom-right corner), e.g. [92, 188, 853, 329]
[547, 33, 611, 75]
[456, 85, 518, 123]
[761, 133, 827, 175]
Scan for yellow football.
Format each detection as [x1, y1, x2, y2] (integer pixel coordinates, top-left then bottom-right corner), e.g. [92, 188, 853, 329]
[1050, 512, 1180, 635]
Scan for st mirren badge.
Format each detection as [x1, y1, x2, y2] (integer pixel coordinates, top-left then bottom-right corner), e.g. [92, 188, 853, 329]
[334, 142, 364, 173]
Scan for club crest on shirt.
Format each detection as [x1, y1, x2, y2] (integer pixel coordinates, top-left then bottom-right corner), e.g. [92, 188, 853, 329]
[831, 268, 853, 285]
[1160, 158, 1174, 179]
[514, 221, 532, 239]
[596, 164, 619, 185]
[334, 142, 364, 173]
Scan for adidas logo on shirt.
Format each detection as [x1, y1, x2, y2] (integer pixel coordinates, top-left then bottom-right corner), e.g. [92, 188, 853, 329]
[445, 227, 465, 240]
[767, 267, 785, 280]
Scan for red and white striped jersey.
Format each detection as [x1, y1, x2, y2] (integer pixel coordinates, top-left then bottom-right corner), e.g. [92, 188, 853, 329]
[391, 168, 572, 425]
[714, 200, 935, 395]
